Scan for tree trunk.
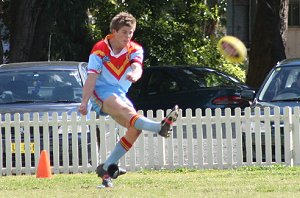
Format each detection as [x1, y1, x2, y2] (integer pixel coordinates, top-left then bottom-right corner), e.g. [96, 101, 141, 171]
[205, 0, 219, 36]
[9, 0, 50, 62]
[246, 0, 288, 88]
[0, 37, 3, 64]
[0, 1, 4, 64]
[29, 5, 55, 61]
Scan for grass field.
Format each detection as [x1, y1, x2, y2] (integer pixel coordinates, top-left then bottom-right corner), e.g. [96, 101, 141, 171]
[1, 165, 300, 198]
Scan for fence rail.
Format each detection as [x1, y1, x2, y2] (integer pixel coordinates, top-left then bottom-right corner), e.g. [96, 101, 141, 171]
[1, 106, 300, 176]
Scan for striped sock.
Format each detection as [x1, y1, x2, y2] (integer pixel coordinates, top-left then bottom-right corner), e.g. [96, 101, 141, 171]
[103, 136, 132, 171]
[130, 114, 161, 132]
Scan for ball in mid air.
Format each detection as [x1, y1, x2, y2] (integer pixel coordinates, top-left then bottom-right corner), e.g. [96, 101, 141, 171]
[217, 36, 247, 64]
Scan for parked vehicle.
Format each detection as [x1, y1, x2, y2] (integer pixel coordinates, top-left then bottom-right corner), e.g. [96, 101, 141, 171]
[0, 61, 91, 167]
[127, 66, 251, 115]
[241, 58, 300, 162]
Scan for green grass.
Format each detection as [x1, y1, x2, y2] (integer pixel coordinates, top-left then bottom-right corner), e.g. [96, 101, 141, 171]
[1, 165, 300, 198]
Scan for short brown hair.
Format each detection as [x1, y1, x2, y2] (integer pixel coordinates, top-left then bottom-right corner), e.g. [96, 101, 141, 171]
[110, 12, 136, 32]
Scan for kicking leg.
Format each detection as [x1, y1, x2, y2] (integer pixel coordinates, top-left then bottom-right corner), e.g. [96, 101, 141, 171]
[102, 95, 179, 137]
[129, 105, 179, 138]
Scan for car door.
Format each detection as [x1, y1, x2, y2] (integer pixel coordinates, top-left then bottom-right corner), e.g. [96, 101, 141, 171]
[128, 69, 183, 113]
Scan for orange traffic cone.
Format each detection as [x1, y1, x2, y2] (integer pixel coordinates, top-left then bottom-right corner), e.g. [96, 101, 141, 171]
[36, 150, 52, 178]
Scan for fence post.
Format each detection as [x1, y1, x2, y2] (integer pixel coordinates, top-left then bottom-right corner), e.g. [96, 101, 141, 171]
[284, 107, 293, 166]
[89, 111, 98, 171]
[195, 108, 204, 168]
[23, 113, 34, 175]
[186, 109, 194, 168]
[215, 108, 223, 168]
[33, 113, 40, 170]
[71, 112, 79, 173]
[254, 107, 262, 164]
[234, 108, 243, 166]
[244, 107, 253, 165]
[263, 107, 272, 164]
[293, 107, 300, 165]
[225, 108, 233, 168]
[204, 108, 213, 168]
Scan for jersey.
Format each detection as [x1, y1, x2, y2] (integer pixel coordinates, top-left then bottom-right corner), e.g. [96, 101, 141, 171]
[87, 34, 144, 102]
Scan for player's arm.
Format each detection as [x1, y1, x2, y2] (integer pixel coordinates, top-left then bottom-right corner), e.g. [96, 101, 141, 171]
[127, 44, 144, 83]
[127, 62, 142, 83]
[79, 73, 98, 115]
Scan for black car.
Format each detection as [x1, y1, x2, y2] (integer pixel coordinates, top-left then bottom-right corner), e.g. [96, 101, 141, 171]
[127, 66, 250, 115]
[241, 58, 300, 162]
[0, 61, 91, 168]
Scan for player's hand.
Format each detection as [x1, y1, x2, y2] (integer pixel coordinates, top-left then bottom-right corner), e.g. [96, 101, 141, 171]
[126, 71, 141, 83]
[78, 103, 88, 116]
[127, 63, 142, 82]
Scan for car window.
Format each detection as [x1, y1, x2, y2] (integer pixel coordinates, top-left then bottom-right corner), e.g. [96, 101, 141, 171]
[259, 66, 300, 101]
[0, 70, 82, 103]
[146, 71, 180, 95]
[203, 71, 230, 87]
[187, 68, 237, 88]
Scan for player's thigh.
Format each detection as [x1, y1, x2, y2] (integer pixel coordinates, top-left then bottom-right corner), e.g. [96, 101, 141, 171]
[102, 95, 136, 125]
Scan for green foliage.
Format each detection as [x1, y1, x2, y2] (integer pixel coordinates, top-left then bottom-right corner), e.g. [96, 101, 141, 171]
[2, 0, 246, 80]
[88, 0, 246, 82]
[5, 0, 247, 80]
[48, 0, 94, 62]
[188, 35, 247, 82]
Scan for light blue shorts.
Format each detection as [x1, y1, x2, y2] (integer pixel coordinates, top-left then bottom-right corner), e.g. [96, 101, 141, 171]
[91, 91, 134, 116]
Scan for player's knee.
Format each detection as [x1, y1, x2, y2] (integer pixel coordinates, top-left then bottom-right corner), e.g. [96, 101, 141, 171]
[128, 127, 141, 136]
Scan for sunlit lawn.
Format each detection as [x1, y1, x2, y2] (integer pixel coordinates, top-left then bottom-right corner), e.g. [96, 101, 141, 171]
[1, 165, 300, 198]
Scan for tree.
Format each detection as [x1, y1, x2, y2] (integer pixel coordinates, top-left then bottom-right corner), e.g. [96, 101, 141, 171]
[1, 0, 245, 81]
[246, 0, 288, 88]
[0, 0, 6, 64]
[48, 0, 94, 61]
[8, 0, 50, 62]
[5, 0, 93, 63]
[89, 1, 237, 69]
[0, 35, 2, 64]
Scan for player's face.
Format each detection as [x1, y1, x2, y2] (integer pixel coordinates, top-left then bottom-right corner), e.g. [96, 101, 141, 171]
[113, 25, 135, 47]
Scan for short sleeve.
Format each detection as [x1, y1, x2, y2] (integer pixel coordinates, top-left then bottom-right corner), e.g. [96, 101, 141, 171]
[130, 47, 144, 65]
[87, 54, 103, 74]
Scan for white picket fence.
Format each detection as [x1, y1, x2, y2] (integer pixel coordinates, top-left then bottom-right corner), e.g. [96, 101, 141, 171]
[1, 106, 300, 176]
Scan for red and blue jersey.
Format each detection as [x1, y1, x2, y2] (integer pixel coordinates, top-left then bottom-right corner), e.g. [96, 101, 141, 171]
[87, 34, 144, 101]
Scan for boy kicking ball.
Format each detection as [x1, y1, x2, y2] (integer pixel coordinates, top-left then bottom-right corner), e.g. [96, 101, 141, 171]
[78, 11, 179, 188]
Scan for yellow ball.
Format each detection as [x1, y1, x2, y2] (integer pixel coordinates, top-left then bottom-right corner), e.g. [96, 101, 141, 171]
[217, 36, 247, 63]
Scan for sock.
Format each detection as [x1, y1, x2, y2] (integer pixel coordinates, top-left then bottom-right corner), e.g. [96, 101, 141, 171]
[130, 114, 161, 132]
[103, 136, 132, 171]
